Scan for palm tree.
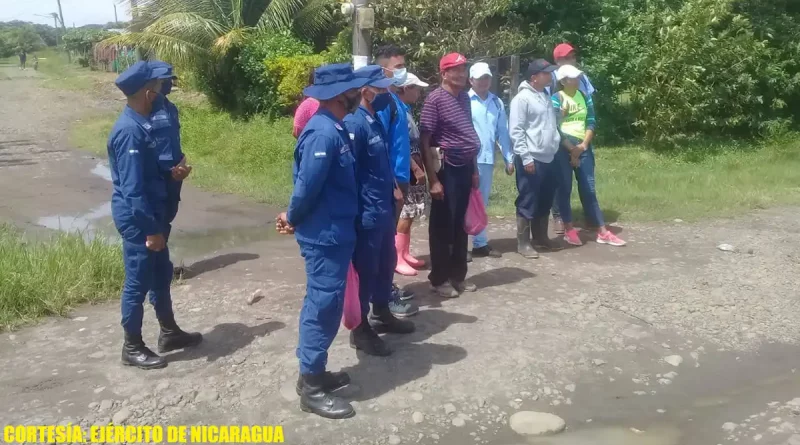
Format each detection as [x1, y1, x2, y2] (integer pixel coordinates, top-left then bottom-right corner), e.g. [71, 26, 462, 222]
[102, 0, 333, 65]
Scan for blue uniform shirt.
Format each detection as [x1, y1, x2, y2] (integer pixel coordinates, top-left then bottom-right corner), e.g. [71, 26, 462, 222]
[344, 106, 395, 230]
[376, 93, 411, 183]
[107, 106, 167, 242]
[288, 109, 358, 247]
[150, 96, 183, 221]
[469, 89, 513, 166]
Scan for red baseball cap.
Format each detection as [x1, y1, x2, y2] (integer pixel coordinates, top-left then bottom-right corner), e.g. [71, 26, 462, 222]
[439, 53, 468, 72]
[553, 43, 576, 60]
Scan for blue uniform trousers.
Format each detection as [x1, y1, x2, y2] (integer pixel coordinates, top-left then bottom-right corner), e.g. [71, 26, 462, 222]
[120, 240, 175, 335]
[514, 155, 558, 221]
[353, 226, 395, 318]
[296, 241, 354, 375]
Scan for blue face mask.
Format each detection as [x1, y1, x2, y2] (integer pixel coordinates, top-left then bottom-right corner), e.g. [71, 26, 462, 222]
[161, 79, 173, 96]
[391, 68, 408, 86]
[371, 92, 392, 111]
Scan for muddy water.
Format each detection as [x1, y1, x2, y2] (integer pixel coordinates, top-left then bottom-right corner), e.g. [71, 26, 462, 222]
[434, 342, 800, 445]
[35, 162, 276, 264]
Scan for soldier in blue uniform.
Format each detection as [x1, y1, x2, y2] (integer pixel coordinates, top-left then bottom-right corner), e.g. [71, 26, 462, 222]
[276, 64, 369, 419]
[345, 66, 416, 358]
[108, 61, 202, 371]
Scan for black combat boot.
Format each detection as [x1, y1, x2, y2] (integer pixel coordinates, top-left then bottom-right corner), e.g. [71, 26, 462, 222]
[531, 217, 563, 251]
[121, 333, 167, 370]
[349, 322, 392, 357]
[157, 318, 203, 353]
[295, 371, 350, 396]
[370, 305, 415, 335]
[516, 217, 539, 259]
[299, 374, 356, 419]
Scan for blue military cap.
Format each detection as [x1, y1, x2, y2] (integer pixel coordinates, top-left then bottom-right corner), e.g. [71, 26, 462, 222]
[148, 60, 177, 79]
[303, 63, 371, 101]
[354, 65, 394, 89]
[115, 60, 173, 97]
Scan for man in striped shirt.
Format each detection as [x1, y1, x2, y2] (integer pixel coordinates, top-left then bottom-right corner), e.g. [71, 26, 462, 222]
[419, 53, 481, 298]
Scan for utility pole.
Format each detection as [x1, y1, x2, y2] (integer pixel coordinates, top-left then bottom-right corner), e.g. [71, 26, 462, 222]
[343, 0, 373, 69]
[114, 3, 119, 25]
[55, 0, 71, 62]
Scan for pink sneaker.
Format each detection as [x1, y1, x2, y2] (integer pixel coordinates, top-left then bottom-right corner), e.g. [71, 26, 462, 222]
[597, 231, 626, 247]
[564, 229, 583, 246]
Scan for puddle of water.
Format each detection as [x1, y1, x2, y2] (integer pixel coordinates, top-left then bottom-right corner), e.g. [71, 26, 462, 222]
[170, 226, 275, 263]
[36, 202, 116, 241]
[529, 425, 681, 445]
[91, 162, 112, 182]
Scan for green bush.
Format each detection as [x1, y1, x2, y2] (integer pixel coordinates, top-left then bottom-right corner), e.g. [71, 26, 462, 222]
[265, 54, 326, 113]
[237, 31, 314, 116]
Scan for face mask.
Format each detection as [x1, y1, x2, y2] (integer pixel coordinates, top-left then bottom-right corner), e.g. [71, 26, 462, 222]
[161, 79, 173, 96]
[391, 68, 407, 86]
[371, 92, 392, 111]
[343, 91, 361, 114]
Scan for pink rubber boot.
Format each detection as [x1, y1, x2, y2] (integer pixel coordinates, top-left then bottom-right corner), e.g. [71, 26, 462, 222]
[402, 232, 426, 269]
[395, 233, 418, 276]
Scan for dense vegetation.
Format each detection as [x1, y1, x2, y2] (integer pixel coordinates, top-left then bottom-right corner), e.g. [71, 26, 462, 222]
[97, 0, 800, 145]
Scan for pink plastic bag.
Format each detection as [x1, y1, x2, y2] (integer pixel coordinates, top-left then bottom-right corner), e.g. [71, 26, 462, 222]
[464, 189, 488, 236]
[342, 263, 361, 330]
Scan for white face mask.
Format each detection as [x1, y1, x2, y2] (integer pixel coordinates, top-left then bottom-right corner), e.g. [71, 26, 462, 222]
[391, 67, 408, 86]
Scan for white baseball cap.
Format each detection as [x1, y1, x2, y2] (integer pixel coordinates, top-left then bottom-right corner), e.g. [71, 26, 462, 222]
[469, 62, 492, 79]
[556, 64, 583, 81]
[399, 72, 429, 88]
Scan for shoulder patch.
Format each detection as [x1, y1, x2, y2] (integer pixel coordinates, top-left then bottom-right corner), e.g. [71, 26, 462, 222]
[349, 133, 355, 140]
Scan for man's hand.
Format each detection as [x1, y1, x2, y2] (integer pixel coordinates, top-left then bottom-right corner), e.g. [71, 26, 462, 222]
[276, 212, 295, 235]
[429, 181, 444, 200]
[414, 169, 427, 186]
[524, 162, 535, 174]
[171, 157, 192, 181]
[472, 172, 480, 189]
[505, 162, 515, 175]
[575, 142, 587, 152]
[146, 234, 166, 252]
[394, 186, 404, 203]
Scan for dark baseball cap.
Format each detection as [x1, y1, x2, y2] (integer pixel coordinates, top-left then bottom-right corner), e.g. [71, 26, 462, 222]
[527, 59, 556, 77]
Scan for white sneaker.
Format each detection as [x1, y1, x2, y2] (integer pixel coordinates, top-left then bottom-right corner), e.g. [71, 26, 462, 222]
[432, 282, 459, 298]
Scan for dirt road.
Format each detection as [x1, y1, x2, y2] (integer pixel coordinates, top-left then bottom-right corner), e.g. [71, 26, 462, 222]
[2, 62, 800, 445]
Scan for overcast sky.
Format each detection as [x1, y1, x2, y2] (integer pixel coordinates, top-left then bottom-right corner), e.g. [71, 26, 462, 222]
[0, 0, 132, 27]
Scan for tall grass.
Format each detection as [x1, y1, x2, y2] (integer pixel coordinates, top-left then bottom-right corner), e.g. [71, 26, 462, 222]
[0, 224, 124, 331]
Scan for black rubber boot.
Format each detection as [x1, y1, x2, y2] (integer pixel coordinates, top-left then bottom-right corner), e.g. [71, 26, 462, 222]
[370, 305, 415, 335]
[517, 217, 539, 259]
[157, 318, 203, 353]
[350, 322, 392, 357]
[299, 374, 355, 419]
[532, 217, 563, 251]
[121, 333, 167, 370]
[295, 371, 350, 396]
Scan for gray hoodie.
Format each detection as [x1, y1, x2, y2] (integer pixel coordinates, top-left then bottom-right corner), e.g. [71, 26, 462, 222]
[509, 81, 561, 165]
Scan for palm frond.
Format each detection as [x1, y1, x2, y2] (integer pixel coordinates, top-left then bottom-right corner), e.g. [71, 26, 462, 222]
[212, 26, 255, 55]
[258, 0, 307, 31]
[100, 32, 212, 65]
[291, 0, 334, 38]
[145, 12, 227, 46]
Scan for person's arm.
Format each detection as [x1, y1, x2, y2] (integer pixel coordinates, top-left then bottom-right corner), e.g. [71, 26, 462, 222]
[496, 100, 513, 166]
[419, 96, 440, 186]
[113, 129, 161, 237]
[581, 93, 596, 148]
[509, 96, 534, 166]
[286, 132, 336, 227]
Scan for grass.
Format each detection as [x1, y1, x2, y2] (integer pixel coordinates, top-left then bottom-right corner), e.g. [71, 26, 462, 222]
[0, 224, 124, 331]
[71, 93, 297, 206]
[36, 48, 112, 92]
[488, 138, 800, 223]
[71, 98, 800, 223]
